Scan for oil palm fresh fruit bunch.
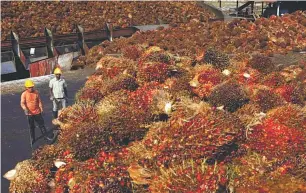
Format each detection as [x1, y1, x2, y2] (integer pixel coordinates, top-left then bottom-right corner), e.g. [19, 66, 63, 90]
[207, 81, 249, 113]
[189, 65, 224, 99]
[202, 48, 230, 70]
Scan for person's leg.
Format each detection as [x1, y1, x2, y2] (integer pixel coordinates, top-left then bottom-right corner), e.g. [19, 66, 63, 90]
[34, 114, 52, 140]
[57, 98, 67, 117]
[27, 115, 36, 144]
[34, 113, 45, 130]
[61, 98, 67, 109]
[52, 99, 59, 119]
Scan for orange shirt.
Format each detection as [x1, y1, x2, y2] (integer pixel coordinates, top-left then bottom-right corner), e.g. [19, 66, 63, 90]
[20, 90, 43, 115]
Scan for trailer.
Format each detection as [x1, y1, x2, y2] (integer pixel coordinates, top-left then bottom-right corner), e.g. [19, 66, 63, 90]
[1, 22, 172, 82]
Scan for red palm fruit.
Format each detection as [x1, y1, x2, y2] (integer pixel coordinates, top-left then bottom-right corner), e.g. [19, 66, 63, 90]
[248, 118, 305, 160]
[234, 68, 261, 86]
[274, 85, 294, 102]
[267, 104, 306, 130]
[274, 84, 304, 104]
[122, 45, 143, 61]
[190, 66, 224, 99]
[261, 72, 286, 88]
[138, 62, 170, 83]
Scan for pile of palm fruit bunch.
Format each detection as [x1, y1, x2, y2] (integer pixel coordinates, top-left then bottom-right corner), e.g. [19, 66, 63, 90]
[83, 10, 306, 67]
[7, 41, 306, 192]
[1, 1, 215, 40]
[5, 9, 306, 193]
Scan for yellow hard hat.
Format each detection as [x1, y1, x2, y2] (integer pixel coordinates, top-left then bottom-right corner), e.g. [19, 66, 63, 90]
[54, 67, 62, 74]
[25, 80, 34, 88]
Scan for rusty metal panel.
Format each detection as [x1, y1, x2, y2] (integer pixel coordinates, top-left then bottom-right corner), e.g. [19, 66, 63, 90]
[19, 50, 27, 68]
[46, 57, 57, 72]
[57, 53, 73, 71]
[53, 47, 59, 56]
[29, 57, 56, 77]
[29, 61, 40, 77]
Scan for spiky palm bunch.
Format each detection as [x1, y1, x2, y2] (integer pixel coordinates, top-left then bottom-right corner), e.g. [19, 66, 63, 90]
[203, 48, 230, 70]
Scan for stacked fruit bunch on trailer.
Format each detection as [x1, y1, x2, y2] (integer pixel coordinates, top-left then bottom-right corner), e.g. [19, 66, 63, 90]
[6, 9, 306, 193]
[1, 1, 214, 41]
[83, 11, 306, 67]
[91, 11, 306, 58]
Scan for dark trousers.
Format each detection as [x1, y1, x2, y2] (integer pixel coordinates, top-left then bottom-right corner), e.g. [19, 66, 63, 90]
[27, 113, 46, 141]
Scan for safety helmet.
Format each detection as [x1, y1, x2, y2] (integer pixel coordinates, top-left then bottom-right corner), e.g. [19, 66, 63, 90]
[25, 80, 34, 88]
[54, 67, 62, 74]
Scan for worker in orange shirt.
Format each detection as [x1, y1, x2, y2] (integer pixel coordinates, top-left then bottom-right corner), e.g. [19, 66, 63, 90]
[21, 80, 51, 145]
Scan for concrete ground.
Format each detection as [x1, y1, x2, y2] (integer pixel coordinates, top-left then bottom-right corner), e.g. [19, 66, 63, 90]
[1, 67, 95, 193]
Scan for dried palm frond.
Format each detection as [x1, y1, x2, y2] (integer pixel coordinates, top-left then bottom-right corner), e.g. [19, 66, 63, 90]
[128, 163, 152, 185]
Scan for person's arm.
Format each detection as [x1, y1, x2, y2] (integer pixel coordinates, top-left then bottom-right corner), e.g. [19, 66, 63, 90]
[38, 92, 43, 113]
[64, 88, 68, 98]
[63, 80, 68, 97]
[20, 92, 29, 115]
[49, 80, 54, 100]
[50, 88, 54, 98]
